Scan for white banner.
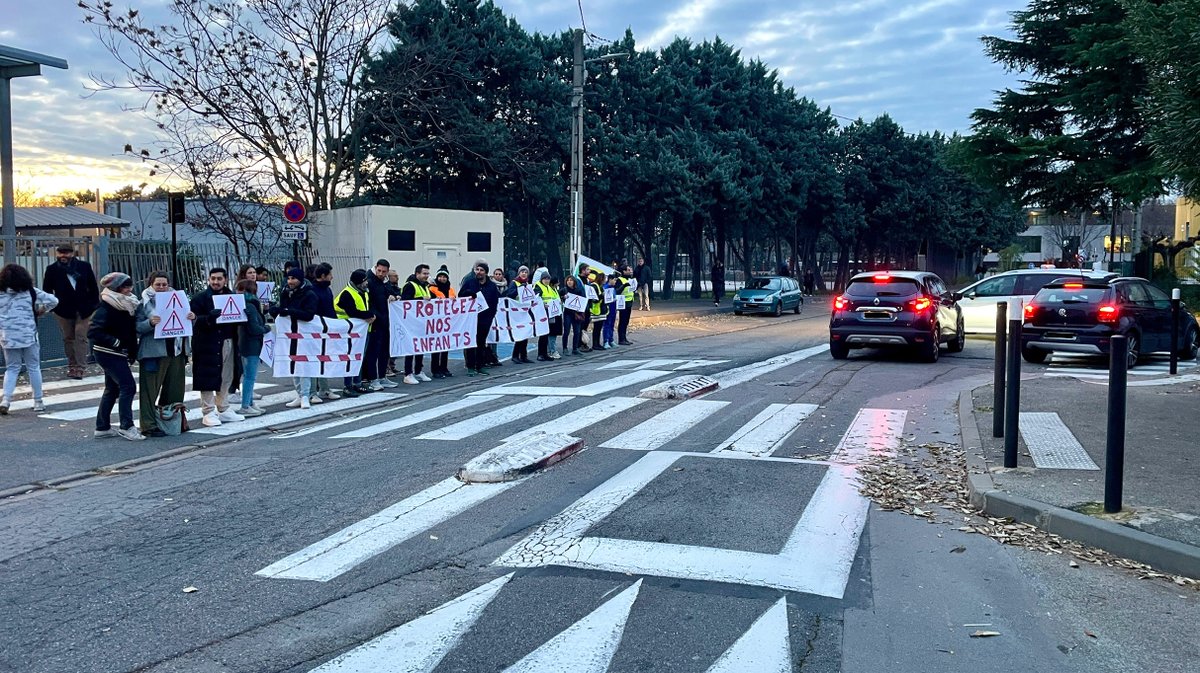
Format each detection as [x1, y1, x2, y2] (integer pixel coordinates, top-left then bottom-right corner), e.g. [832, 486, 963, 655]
[154, 290, 192, 339]
[215, 294, 247, 324]
[530, 298, 550, 337]
[388, 297, 481, 356]
[547, 298, 563, 318]
[487, 298, 536, 344]
[563, 293, 588, 313]
[272, 317, 369, 378]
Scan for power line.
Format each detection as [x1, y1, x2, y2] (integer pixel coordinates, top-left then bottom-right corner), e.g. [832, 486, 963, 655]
[577, 0, 589, 36]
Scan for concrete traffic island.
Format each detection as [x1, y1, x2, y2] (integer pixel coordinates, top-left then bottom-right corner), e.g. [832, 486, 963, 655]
[638, 375, 719, 400]
[456, 432, 585, 484]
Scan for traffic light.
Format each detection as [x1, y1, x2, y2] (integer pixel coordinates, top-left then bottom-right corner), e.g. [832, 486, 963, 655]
[167, 193, 186, 224]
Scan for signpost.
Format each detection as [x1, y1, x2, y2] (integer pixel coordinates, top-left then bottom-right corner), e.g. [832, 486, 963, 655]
[282, 200, 308, 259]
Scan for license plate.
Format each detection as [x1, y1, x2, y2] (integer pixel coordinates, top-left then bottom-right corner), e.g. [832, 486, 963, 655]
[863, 311, 890, 319]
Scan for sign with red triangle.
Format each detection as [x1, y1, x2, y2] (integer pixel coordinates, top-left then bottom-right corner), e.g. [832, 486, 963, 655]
[153, 290, 193, 339]
[216, 294, 247, 324]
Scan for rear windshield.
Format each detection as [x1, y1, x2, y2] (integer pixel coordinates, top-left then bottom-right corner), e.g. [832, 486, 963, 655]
[846, 279, 921, 297]
[1034, 286, 1109, 304]
[748, 278, 781, 291]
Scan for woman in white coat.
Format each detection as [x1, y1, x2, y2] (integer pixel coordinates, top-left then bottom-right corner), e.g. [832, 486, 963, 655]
[0, 264, 59, 414]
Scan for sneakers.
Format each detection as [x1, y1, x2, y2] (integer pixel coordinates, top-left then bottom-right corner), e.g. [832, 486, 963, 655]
[416, 372, 432, 382]
[217, 409, 245, 423]
[116, 426, 145, 441]
[403, 374, 419, 385]
[618, 340, 632, 346]
[94, 428, 117, 438]
[238, 406, 265, 417]
[378, 378, 399, 389]
[0, 402, 7, 415]
[550, 352, 562, 360]
[285, 397, 302, 408]
[253, 391, 263, 400]
[202, 413, 222, 427]
[367, 380, 384, 392]
[32, 401, 45, 412]
[341, 387, 361, 398]
[300, 396, 311, 410]
[320, 391, 342, 400]
[310, 395, 324, 404]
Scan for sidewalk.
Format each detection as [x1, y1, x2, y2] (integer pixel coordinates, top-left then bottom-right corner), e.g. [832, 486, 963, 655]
[962, 374, 1200, 577]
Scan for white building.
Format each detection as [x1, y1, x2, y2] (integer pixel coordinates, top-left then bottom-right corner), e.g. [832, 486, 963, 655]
[104, 199, 288, 257]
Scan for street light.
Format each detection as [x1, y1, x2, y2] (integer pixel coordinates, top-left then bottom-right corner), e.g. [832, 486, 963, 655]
[569, 29, 627, 272]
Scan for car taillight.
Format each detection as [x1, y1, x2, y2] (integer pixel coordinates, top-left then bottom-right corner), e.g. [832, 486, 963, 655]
[1098, 305, 1118, 323]
[1024, 303, 1036, 320]
[873, 274, 891, 282]
[833, 296, 849, 311]
[1063, 283, 1083, 289]
[908, 297, 932, 312]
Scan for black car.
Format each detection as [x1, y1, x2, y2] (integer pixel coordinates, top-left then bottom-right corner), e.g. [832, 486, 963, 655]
[829, 271, 965, 362]
[1021, 276, 1200, 368]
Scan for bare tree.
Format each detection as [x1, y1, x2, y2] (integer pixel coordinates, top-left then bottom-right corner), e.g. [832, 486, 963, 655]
[81, 0, 394, 210]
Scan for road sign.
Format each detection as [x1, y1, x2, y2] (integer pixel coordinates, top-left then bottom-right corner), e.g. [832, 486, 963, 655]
[282, 231, 307, 241]
[284, 200, 307, 223]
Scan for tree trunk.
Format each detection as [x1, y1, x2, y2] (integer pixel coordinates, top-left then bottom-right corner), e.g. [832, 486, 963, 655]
[835, 244, 851, 291]
[663, 220, 681, 301]
[690, 227, 703, 299]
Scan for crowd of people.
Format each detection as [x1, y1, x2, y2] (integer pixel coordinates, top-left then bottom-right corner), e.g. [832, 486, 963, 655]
[0, 245, 659, 442]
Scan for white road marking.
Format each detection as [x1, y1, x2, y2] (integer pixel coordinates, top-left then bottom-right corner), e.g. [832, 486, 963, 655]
[1019, 412, 1099, 470]
[712, 403, 819, 457]
[416, 396, 573, 441]
[42, 388, 293, 422]
[467, 369, 672, 397]
[270, 405, 406, 440]
[257, 477, 523, 582]
[308, 574, 512, 672]
[709, 345, 828, 388]
[600, 399, 730, 451]
[597, 358, 686, 370]
[500, 580, 642, 673]
[674, 359, 730, 370]
[188, 393, 401, 436]
[494, 449, 873, 599]
[22, 380, 279, 415]
[705, 598, 791, 673]
[827, 408, 907, 464]
[502, 397, 648, 445]
[12, 374, 106, 395]
[331, 395, 501, 439]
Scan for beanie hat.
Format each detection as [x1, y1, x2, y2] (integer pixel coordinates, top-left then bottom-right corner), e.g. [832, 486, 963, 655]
[518, 265, 529, 276]
[100, 272, 132, 290]
[475, 261, 490, 273]
[435, 268, 449, 280]
[286, 267, 306, 281]
[350, 269, 369, 285]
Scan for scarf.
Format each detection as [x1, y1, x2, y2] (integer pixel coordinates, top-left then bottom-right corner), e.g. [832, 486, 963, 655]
[434, 278, 451, 296]
[101, 288, 140, 315]
[492, 278, 508, 295]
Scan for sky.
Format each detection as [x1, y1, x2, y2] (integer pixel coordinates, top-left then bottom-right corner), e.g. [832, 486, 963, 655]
[1, 0, 1025, 198]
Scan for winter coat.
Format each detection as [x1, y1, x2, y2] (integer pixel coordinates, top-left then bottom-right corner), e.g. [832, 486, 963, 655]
[366, 274, 396, 324]
[635, 264, 652, 286]
[400, 275, 430, 301]
[0, 287, 58, 350]
[311, 280, 336, 318]
[190, 287, 239, 392]
[136, 287, 190, 361]
[459, 275, 499, 328]
[42, 259, 100, 319]
[237, 294, 268, 359]
[88, 301, 139, 363]
[272, 281, 318, 323]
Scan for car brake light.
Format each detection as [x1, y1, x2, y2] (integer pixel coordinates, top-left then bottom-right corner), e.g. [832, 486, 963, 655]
[1063, 283, 1083, 289]
[1024, 303, 1036, 320]
[833, 296, 849, 311]
[1098, 305, 1118, 323]
[873, 274, 891, 282]
[908, 297, 932, 312]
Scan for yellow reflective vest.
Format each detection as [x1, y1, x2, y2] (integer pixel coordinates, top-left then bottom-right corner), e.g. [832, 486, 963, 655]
[335, 284, 371, 331]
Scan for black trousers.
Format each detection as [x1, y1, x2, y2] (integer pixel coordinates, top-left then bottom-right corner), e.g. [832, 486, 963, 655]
[617, 305, 632, 341]
[592, 318, 605, 348]
[513, 339, 528, 361]
[365, 328, 390, 380]
[537, 335, 550, 358]
[431, 351, 448, 374]
[403, 354, 424, 375]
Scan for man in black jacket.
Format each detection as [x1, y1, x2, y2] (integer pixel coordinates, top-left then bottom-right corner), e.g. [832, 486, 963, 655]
[42, 245, 100, 379]
[635, 257, 653, 311]
[364, 259, 399, 390]
[458, 262, 499, 376]
[190, 268, 243, 428]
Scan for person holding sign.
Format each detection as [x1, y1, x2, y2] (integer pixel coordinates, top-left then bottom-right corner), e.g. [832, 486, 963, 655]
[535, 274, 561, 361]
[271, 267, 319, 409]
[505, 265, 533, 364]
[334, 269, 377, 397]
[427, 267, 456, 378]
[560, 276, 587, 355]
[233, 279, 270, 417]
[602, 273, 618, 349]
[616, 265, 635, 345]
[399, 264, 433, 385]
[190, 268, 243, 428]
[135, 271, 194, 436]
[458, 262, 499, 376]
[588, 270, 607, 352]
[309, 263, 340, 402]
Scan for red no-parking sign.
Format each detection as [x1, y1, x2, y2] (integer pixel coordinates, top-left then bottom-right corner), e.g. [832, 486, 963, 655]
[282, 200, 308, 240]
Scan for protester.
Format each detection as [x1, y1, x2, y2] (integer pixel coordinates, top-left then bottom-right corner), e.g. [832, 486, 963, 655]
[232, 279, 268, 417]
[535, 273, 561, 361]
[88, 273, 143, 441]
[271, 267, 319, 409]
[616, 266, 634, 345]
[506, 265, 532, 364]
[531, 261, 550, 285]
[487, 268, 508, 366]
[602, 272, 618, 349]
[560, 275, 585, 355]
[228, 265, 259, 400]
[399, 264, 433, 384]
[309, 262, 339, 401]
[803, 268, 816, 296]
[458, 262, 499, 376]
[135, 271, 194, 435]
[190, 268, 243, 428]
[42, 245, 100, 379]
[334, 269, 376, 397]
[364, 259, 398, 390]
[385, 268, 402, 376]
[427, 266, 456, 378]
[711, 260, 726, 306]
[588, 270, 607, 351]
[0, 264, 58, 415]
[635, 257, 652, 311]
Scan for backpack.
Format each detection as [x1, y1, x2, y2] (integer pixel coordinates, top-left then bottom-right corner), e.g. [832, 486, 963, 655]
[154, 403, 190, 436]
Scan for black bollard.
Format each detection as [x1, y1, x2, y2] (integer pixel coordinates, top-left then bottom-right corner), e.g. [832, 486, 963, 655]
[1170, 288, 1181, 376]
[1003, 299, 1022, 468]
[1104, 335, 1128, 513]
[993, 301, 1007, 438]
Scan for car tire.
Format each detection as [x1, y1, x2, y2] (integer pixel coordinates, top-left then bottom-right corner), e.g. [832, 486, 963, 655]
[1125, 332, 1140, 370]
[734, 310, 743, 316]
[793, 298, 801, 314]
[830, 340, 849, 360]
[1021, 347, 1048, 364]
[1179, 326, 1198, 361]
[946, 319, 965, 353]
[919, 326, 940, 363]
[773, 301, 782, 317]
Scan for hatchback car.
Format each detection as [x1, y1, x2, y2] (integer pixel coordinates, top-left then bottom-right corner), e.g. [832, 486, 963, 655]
[957, 269, 1116, 334]
[733, 276, 804, 316]
[829, 271, 965, 362]
[1021, 277, 1199, 368]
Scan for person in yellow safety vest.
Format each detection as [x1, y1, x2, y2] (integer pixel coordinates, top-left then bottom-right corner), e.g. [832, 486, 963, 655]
[427, 266, 456, 379]
[399, 264, 433, 385]
[615, 265, 635, 345]
[588, 270, 606, 352]
[505, 265, 533, 363]
[536, 275, 561, 361]
[334, 269, 376, 397]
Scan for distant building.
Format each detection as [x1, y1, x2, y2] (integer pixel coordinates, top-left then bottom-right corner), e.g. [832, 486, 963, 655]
[104, 198, 288, 257]
[983, 203, 1176, 269]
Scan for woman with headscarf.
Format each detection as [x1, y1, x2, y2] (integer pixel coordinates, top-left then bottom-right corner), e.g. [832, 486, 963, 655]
[428, 266, 456, 378]
[89, 272, 144, 441]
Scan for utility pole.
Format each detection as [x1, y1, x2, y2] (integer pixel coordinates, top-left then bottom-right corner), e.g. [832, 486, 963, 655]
[569, 28, 585, 273]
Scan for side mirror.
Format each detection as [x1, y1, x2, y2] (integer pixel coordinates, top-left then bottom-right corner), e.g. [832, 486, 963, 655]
[949, 291, 964, 301]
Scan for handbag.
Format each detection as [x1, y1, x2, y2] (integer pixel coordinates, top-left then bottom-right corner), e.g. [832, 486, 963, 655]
[154, 403, 190, 436]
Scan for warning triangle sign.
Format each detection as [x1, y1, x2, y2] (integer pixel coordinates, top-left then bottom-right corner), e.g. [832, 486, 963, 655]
[220, 297, 244, 319]
[161, 312, 185, 332]
[166, 293, 186, 310]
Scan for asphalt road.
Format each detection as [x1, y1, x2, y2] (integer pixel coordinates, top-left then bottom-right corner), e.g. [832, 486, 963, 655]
[0, 311, 1195, 673]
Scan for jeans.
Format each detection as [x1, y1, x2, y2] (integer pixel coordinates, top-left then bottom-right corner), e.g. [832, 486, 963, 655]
[55, 315, 90, 372]
[562, 312, 583, 351]
[365, 328, 391, 380]
[241, 355, 260, 409]
[294, 376, 311, 400]
[95, 349, 136, 431]
[2, 342, 43, 404]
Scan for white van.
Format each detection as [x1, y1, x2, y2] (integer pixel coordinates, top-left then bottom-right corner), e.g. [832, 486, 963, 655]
[957, 269, 1116, 334]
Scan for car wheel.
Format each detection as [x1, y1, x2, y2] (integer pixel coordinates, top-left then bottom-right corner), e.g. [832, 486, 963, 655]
[1021, 346, 1048, 364]
[830, 340, 849, 360]
[734, 310, 743, 316]
[1179, 326, 1198, 361]
[1124, 333, 1140, 370]
[919, 326, 940, 363]
[773, 301, 782, 317]
[793, 300, 801, 314]
[946, 319, 965, 353]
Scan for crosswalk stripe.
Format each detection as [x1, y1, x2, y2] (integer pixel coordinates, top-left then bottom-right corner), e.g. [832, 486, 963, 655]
[1019, 412, 1099, 470]
[675, 359, 730, 370]
[257, 477, 523, 582]
[502, 397, 648, 445]
[599, 399, 730, 451]
[12, 374, 107, 395]
[415, 396, 573, 441]
[828, 408, 907, 464]
[709, 345, 827, 388]
[597, 358, 686, 370]
[712, 403, 819, 457]
[468, 369, 672, 397]
[308, 574, 513, 672]
[189, 392, 401, 436]
[14, 377, 277, 413]
[500, 580, 642, 673]
[705, 598, 791, 673]
[330, 395, 501, 439]
[270, 405, 406, 440]
[40, 384, 287, 422]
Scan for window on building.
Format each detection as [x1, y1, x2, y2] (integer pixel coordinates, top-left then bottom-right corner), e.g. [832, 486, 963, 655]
[467, 232, 492, 252]
[388, 230, 416, 251]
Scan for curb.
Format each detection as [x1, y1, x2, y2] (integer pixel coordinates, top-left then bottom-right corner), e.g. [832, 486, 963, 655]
[456, 433, 585, 483]
[958, 389, 1200, 579]
[629, 305, 733, 327]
